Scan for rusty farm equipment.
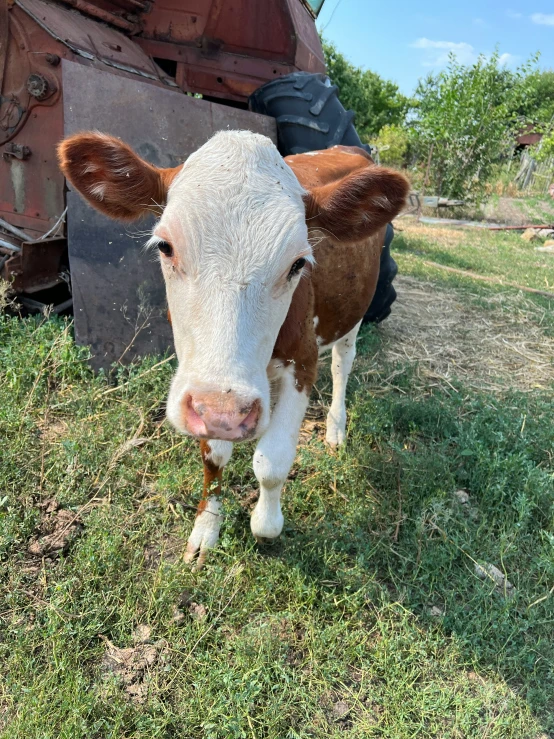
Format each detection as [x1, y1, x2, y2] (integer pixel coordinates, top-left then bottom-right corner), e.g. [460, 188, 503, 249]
[1, 0, 397, 369]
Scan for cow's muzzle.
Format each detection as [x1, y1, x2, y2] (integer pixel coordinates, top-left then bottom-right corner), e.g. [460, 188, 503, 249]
[181, 391, 261, 441]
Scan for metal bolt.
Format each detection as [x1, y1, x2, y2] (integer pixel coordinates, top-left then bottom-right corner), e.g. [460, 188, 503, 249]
[27, 74, 49, 99]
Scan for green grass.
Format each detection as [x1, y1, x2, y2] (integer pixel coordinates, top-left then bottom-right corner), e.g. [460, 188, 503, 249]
[512, 196, 554, 226]
[1, 230, 554, 736]
[394, 221, 554, 325]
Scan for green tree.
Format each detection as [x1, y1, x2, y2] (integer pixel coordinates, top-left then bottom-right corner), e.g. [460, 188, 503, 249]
[410, 51, 537, 201]
[322, 39, 410, 139]
[373, 124, 410, 168]
[519, 69, 554, 125]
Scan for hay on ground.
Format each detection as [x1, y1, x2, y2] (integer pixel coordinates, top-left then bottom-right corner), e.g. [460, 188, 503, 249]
[376, 276, 554, 393]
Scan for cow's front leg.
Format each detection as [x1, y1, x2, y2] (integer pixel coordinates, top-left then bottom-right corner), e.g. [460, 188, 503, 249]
[184, 439, 233, 569]
[251, 367, 310, 541]
[326, 320, 362, 448]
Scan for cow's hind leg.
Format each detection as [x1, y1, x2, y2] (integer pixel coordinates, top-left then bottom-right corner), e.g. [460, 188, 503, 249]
[251, 367, 310, 541]
[326, 320, 362, 448]
[184, 439, 233, 569]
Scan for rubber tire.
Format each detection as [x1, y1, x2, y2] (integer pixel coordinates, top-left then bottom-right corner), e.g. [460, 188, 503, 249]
[249, 71, 371, 155]
[249, 72, 397, 323]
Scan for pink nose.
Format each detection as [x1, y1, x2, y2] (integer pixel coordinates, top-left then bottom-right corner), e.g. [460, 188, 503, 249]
[182, 392, 261, 441]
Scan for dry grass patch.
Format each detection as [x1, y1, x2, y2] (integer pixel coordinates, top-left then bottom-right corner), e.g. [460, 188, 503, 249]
[0, 279, 12, 310]
[376, 276, 554, 393]
[397, 221, 470, 246]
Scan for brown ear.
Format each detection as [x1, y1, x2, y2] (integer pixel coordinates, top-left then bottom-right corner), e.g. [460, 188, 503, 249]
[305, 167, 410, 241]
[57, 132, 182, 222]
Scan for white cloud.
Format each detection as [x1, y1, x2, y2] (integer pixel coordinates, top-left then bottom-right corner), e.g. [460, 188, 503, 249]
[410, 38, 517, 70]
[531, 12, 554, 25]
[473, 17, 487, 27]
[507, 10, 522, 19]
[410, 38, 477, 66]
[498, 52, 516, 65]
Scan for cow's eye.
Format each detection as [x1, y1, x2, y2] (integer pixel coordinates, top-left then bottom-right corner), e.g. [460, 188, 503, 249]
[157, 240, 173, 257]
[287, 257, 306, 280]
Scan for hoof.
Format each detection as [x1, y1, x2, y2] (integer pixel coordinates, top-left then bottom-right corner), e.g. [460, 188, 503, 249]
[325, 424, 346, 448]
[184, 496, 222, 571]
[184, 543, 208, 571]
[254, 535, 279, 546]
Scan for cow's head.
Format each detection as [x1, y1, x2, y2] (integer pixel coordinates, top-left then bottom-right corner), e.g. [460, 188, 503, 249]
[58, 131, 408, 441]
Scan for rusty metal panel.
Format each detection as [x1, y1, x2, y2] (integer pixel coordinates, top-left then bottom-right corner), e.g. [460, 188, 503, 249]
[139, 0, 211, 42]
[140, 0, 297, 61]
[287, 0, 326, 74]
[17, 0, 162, 79]
[3, 236, 67, 292]
[62, 60, 277, 369]
[137, 0, 325, 103]
[0, 6, 67, 236]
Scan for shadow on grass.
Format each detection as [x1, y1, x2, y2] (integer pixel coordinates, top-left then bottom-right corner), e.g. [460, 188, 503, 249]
[238, 350, 554, 733]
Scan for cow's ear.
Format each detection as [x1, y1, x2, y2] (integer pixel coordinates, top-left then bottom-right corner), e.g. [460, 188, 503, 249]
[305, 166, 409, 241]
[57, 132, 182, 222]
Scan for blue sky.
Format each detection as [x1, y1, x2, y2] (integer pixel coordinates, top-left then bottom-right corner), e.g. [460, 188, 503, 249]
[316, 0, 554, 94]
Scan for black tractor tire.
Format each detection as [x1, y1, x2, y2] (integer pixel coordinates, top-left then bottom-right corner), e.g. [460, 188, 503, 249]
[249, 71, 371, 155]
[249, 72, 398, 323]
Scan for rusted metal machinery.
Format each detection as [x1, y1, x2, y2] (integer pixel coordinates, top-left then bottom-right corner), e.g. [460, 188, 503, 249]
[0, 0, 325, 315]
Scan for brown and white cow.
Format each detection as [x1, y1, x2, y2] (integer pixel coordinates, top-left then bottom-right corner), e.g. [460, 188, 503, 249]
[58, 130, 409, 568]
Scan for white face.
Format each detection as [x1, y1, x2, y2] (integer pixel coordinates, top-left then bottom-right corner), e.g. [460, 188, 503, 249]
[151, 132, 311, 442]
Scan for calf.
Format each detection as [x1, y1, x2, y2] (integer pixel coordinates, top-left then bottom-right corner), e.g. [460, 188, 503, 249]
[58, 131, 409, 568]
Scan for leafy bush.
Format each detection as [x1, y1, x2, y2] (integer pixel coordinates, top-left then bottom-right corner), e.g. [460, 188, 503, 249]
[532, 130, 554, 163]
[322, 39, 411, 139]
[410, 51, 537, 201]
[372, 124, 410, 168]
[519, 68, 554, 124]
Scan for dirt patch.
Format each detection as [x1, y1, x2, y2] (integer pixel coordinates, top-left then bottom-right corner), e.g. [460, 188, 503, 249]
[237, 488, 259, 512]
[171, 590, 208, 624]
[375, 276, 554, 393]
[37, 418, 68, 443]
[27, 499, 82, 557]
[298, 402, 327, 445]
[481, 197, 534, 225]
[143, 531, 186, 569]
[298, 418, 326, 445]
[100, 625, 166, 703]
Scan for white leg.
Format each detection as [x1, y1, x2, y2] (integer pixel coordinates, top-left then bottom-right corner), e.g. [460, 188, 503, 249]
[251, 366, 310, 540]
[184, 439, 233, 569]
[326, 320, 361, 448]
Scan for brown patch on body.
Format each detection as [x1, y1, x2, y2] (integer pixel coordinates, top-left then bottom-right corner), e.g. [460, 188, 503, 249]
[271, 146, 409, 392]
[196, 440, 223, 515]
[311, 227, 384, 346]
[287, 146, 374, 189]
[273, 270, 318, 392]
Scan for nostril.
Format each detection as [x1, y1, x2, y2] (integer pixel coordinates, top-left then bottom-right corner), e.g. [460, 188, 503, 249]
[191, 398, 207, 417]
[241, 399, 260, 430]
[184, 393, 261, 438]
[182, 395, 209, 436]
